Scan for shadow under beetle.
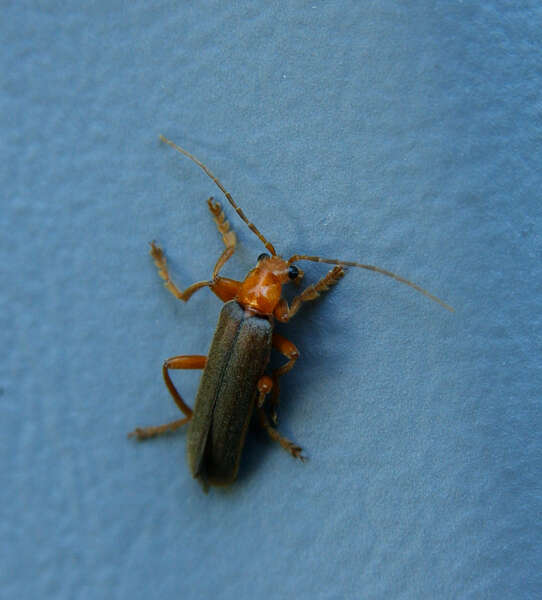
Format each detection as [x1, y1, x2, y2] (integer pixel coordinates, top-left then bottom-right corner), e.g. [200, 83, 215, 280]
[129, 135, 453, 490]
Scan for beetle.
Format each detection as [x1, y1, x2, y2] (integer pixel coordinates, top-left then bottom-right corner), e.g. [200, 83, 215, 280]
[129, 135, 453, 490]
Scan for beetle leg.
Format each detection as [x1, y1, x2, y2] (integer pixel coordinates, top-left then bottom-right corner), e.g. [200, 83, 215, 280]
[151, 200, 240, 304]
[128, 355, 206, 440]
[128, 417, 191, 440]
[257, 406, 305, 461]
[274, 266, 345, 322]
[207, 198, 237, 279]
[209, 277, 242, 303]
[256, 375, 273, 408]
[150, 241, 210, 301]
[269, 334, 300, 424]
[162, 355, 206, 416]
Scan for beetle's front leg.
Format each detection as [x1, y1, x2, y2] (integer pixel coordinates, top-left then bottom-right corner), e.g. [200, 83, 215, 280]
[273, 266, 345, 322]
[128, 355, 206, 440]
[207, 198, 238, 279]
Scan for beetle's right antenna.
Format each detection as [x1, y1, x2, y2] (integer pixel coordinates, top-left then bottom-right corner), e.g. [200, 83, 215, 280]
[159, 135, 276, 256]
[288, 254, 454, 312]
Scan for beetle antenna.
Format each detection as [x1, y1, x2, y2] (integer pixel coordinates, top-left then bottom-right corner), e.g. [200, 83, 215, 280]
[287, 254, 454, 312]
[159, 135, 276, 255]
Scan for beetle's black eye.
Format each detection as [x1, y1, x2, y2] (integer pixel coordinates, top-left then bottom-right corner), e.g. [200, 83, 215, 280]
[288, 265, 299, 280]
[257, 253, 270, 262]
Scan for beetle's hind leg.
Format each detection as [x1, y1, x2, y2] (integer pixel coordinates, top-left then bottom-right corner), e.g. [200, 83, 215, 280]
[150, 242, 210, 302]
[207, 197, 237, 279]
[256, 377, 305, 461]
[128, 355, 206, 440]
[256, 406, 305, 461]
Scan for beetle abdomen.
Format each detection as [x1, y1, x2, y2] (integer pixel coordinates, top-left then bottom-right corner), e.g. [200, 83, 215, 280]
[187, 300, 273, 487]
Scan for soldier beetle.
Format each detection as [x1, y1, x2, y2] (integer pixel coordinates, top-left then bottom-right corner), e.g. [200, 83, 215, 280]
[129, 135, 453, 490]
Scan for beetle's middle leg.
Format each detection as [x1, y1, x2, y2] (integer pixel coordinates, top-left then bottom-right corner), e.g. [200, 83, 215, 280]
[128, 355, 206, 440]
[268, 333, 300, 424]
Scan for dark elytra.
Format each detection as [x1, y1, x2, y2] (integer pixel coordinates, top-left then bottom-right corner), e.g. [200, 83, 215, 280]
[187, 301, 272, 488]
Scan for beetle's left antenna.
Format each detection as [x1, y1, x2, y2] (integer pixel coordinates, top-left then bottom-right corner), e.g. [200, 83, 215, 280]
[159, 135, 276, 256]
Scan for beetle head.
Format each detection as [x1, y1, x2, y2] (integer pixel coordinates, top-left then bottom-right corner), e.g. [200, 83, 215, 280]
[235, 254, 303, 316]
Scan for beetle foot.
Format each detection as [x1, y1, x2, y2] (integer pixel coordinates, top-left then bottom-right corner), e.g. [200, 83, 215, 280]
[287, 442, 306, 462]
[128, 416, 190, 440]
[128, 427, 156, 440]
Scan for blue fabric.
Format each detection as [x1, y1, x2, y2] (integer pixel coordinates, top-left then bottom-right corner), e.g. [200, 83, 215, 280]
[2, 2, 540, 598]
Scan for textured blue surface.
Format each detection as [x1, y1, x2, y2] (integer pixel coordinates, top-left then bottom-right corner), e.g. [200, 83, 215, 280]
[2, 2, 541, 598]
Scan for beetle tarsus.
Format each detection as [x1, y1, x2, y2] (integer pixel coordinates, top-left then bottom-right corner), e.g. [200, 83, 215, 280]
[128, 416, 191, 440]
[207, 197, 238, 278]
[149, 241, 210, 302]
[282, 266, 346, 321]
[207, 197, 237, 251]
[290, 444, 306, 462]
[257, 407, 306, 462]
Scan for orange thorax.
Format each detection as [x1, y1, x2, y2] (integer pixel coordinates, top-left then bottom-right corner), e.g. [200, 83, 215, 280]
[236, 266, 283, 315]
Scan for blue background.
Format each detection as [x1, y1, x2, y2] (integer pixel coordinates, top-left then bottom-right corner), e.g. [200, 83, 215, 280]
[2, 2, 540, 598]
